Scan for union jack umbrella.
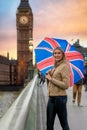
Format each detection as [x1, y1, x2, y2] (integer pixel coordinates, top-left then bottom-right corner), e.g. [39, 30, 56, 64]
[34, 37, 84, 86]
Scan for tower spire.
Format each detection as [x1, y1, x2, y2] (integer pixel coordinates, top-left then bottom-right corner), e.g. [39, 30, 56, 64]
[21, 0, 28, 2]
[18, 0, 31, 11]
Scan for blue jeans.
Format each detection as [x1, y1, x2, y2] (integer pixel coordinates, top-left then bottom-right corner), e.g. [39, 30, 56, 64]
[47, 96, 70, 130]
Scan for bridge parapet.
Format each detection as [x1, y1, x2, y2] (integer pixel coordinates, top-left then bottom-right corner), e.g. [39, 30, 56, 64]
[0, 75, 38, 130]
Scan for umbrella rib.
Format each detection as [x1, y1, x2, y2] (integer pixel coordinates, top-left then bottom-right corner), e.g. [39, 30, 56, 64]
[37, 57, 54, 70]
[44, 37, 60, 49]
[41, 65, 53, 71]
[65, 51, 84, 61]
[35, 47, 53, 53]
[71, 63, 84, 78]
[69, 63, 74, 86]
[65, 43, 71, 52]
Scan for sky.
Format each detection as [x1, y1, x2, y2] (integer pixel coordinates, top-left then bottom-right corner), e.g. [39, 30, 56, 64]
[0, 0, 87, 59]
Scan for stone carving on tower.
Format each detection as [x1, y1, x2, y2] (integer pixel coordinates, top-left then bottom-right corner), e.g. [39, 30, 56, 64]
[16, 0, 33, 85]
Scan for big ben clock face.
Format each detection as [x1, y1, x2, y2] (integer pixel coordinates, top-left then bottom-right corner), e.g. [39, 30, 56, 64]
[19, 16, 28, 24]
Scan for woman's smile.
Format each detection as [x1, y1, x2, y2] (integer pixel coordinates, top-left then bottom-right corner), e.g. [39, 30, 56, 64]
[53, 50, 63, 61]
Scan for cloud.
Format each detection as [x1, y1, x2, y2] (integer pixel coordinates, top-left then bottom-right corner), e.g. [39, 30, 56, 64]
[33, 0, 87, 47]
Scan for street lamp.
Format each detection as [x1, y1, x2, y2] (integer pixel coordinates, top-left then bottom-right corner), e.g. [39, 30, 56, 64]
[28, 39, 34, 80]
[29, 39, 33, 52]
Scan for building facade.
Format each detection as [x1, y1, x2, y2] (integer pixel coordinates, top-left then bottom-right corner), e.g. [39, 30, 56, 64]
[0, 55, 17, 86]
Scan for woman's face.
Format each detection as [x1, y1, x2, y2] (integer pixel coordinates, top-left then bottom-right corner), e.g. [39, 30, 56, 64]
[53, 49, 63, 62]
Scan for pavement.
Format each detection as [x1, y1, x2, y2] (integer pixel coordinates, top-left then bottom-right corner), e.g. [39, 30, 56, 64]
[37, 82, 87, 130]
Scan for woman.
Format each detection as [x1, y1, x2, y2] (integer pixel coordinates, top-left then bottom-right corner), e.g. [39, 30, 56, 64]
[46, 47, 70, 130]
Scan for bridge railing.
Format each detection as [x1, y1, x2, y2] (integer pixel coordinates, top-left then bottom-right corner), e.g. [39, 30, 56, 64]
[0, 75, 38, 130]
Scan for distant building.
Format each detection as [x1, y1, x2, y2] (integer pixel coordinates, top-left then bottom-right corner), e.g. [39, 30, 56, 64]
[0, 54, 17, 86]
[73, 39, 87, 62]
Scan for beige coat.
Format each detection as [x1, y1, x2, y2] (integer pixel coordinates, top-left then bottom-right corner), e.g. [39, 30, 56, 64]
[47, 60, 70, 96]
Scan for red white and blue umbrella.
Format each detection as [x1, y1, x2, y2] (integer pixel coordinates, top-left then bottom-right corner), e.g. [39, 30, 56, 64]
[34, 37, 84, 86]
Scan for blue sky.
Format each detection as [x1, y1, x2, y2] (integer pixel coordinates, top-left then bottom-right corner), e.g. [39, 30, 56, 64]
[0, 0, 87, 59]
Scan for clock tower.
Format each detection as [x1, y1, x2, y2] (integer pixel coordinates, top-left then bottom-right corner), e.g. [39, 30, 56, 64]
[16, 0, 33, 85]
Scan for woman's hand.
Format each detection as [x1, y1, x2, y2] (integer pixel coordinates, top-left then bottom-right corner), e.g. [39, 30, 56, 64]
[46, 73, 52, 81]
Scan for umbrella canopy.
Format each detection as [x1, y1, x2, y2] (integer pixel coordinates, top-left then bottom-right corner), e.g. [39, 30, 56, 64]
[35, 37, 84, 86]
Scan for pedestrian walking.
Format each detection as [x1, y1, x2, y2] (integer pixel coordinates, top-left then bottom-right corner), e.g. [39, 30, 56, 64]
[72, 79, 83, 107]
[84, 62, 87, 91]
[46, 47, 70, 130]
[39, 73, 45, 85]
[37, 70, 45, 85]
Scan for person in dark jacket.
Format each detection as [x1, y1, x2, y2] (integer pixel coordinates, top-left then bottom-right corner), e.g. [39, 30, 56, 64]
[39, 73, 45, 85]
[72, 79, 83, 106]
[38, 70, 45, 85]
[84, 62, 87, 91]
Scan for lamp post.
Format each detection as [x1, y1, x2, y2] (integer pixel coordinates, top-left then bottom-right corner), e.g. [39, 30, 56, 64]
[28, 39, 34, 80]
[29, 40, 33, 52]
